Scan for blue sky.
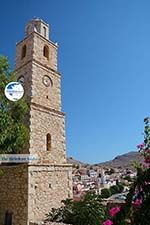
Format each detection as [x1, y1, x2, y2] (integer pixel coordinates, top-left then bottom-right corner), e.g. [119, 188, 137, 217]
[1, 0, 150, 163]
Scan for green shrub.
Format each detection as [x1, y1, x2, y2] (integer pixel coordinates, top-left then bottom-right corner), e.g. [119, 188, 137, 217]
[117, 183, 124, 193]
[46, 192, 107, 225]
[101, 188, 111, 198]
[110, 185, 120, 195]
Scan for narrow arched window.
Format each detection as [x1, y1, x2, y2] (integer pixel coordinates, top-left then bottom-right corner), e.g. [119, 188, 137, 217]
[43, 26, 46, 37]
[17, 76, 25, 86]
[47, 133, 51, 151]
[4, 211, 12, 225]
[21, 45, 26, 59]
[43, 45, 49, 60]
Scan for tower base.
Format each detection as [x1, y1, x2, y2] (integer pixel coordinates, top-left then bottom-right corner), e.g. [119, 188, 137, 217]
[0, 163, 72, 225]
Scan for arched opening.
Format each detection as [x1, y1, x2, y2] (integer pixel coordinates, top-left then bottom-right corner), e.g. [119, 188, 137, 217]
[17, 76, 25, 86]
[4, 211, 12, 225]
[43, 26, 47, 37]
[47, 133, 51, 151]
[34, 25, 37, 32]
[21, 45, 26, 59]
[43, 45, 49, 60]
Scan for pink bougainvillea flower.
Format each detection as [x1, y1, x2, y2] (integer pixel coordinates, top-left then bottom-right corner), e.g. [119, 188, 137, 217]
[103, 219, 113, 225]
[143, 163, 150, 169]
[132, 198, 142, 206]
[144, 156, 150, 164]
[137, 143, 145, 149]
[109, 207, 121, 217]
[145, 149, 150, 153]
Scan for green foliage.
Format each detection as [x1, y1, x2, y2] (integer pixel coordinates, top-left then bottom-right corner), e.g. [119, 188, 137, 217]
[117, 183, 124, 193]
[101, 188, 111, 198]
[124, 175, 132, 182]
[111, 118, 150, 225]
[0, 56, 29, 154]
[101, 184, 124, 199]
[46, 192, 107, 225]
[132, 167, 150, 225]
[109, 185, 120, 195]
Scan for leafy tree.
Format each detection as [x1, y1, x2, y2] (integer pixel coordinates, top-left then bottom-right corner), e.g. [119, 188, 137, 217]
[0, 56, 29, 154]
[46, 192, 107, 225]
[117, 183, 124, 193]
[124, 175, 132, 182]
[101, 188, 111, 198]
[109, 185, 120, 195]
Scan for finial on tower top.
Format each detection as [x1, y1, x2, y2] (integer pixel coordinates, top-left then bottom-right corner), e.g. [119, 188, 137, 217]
[25, 18, 49, 40]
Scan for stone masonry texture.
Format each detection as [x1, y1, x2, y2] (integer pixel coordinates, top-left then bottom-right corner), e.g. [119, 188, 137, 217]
[0, 164, 28, 225]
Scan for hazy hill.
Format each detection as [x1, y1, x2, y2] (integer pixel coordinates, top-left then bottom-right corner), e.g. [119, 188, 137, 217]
[67, 157, 88, 166]
[68, 151, 143, 169]
[96, 151, 143, 168]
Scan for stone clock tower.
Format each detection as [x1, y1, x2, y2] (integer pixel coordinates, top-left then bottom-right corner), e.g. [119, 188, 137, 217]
[0, 19, 72, 225]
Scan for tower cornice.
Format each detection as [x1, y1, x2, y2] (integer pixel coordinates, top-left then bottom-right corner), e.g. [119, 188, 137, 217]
[31, 102, 65, 116]
[16, 31, 57, 48]
[14, 58, 61, 77]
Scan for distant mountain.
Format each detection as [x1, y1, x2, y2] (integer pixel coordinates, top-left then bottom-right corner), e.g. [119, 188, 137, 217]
[68, 151, 143, 169]
[67, 157, 87, 166]
[96, 151, 143, 168]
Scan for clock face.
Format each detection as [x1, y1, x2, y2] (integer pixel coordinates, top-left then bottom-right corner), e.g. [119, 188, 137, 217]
[43, 75, 52, 87]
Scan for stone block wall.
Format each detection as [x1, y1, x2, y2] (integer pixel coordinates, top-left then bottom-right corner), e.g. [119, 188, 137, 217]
[15, 33, 34, 70]
[29, 106, 66, 164]
[28, 165, 72, 223]
[33, 33, 57, 71]
[0, 164, 28, 225]
[15, 60, 33, 104]
[31, 62, 61, 111]
[0, 164, 72, 225]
